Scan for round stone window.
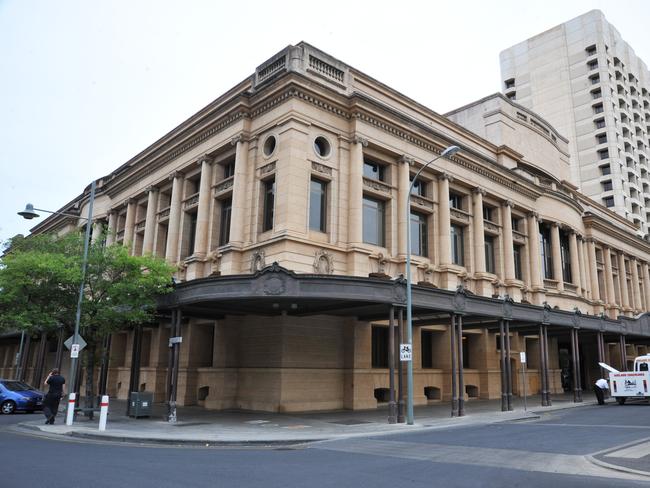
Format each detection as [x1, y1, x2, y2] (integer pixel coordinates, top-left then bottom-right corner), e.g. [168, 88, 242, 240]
[313, 136, 331, 158]
[263, 135, 277, 157]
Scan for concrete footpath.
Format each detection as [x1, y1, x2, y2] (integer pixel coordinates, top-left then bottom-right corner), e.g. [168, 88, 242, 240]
[16, 394, 592, 446]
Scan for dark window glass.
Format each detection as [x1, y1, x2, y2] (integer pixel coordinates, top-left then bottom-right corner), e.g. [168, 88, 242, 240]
[187, 212, 198, 256]
[513, 244, 523, 280]
[223, 159, 235, 179]
[483, 206, 493, 222]
[449, 193, 463, 210]
[371, 326, 389, 368]
[421, 330, 433, 369]
[363, 160, 385, 181]
[602, 180, 613, 191]
[511, 217, 520, 232]
[451, 224, 465, 266]
[560, 233, 572, 283]
[410, 177, 426, 196]
[598, 149, 609, 160]
[600, 164, 611, 175]
[603, 196, 615, 207]
[485, 235, 495, 274]
[263, 178, 275, 232]
[309, 179, 327, 232]
[539, 225, 553, 279]
[219, 198, 232, 246]
[363, 197, 385, 246]
[410, 212, 428, 257]
[597, 133, 607, 144]
[593, 104, 604, 114]
[595, 118, 606, 129]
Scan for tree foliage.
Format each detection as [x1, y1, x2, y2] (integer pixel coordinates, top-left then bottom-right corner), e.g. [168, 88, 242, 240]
[0, 232, 176, 345]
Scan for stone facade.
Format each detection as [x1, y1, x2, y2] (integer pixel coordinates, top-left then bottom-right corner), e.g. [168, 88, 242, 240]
[2, 42, 650, 413]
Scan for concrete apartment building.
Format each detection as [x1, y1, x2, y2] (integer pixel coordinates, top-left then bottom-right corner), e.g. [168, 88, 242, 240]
[500, 10, 650, 237]
[2, 42, 650, 416]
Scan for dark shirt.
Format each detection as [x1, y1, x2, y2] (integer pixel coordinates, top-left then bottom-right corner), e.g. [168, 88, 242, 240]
[46, 375, 65, 396]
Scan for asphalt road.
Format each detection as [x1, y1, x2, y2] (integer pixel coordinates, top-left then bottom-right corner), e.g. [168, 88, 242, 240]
[1, 403, 649, 488]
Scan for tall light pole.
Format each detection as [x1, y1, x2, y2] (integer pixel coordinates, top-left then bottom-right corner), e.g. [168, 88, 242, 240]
[18, 180, 96, 426]
[405, 145, 460, 425]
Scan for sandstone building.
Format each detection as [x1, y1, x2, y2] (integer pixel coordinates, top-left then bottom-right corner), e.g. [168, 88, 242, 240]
[2, 42, 650, 415]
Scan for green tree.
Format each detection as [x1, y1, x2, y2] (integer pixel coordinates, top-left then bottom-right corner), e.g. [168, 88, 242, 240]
[0, 232, 175, 406]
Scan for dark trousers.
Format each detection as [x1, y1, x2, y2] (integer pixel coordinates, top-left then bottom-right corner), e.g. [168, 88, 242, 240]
[594, 386, 606, 405]
[43, 394, 62, 421]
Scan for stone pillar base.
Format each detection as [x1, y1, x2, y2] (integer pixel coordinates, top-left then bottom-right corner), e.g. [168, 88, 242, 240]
[437, 269, 461, 291]
[473, 275, 495, 297]
[219, 249, 243, 275]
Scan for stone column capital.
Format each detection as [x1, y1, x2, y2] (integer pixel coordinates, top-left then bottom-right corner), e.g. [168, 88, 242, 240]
[526, 211, 539, 219]
[197, 153, 213, 165]
[352, 135, 368, 147]
[398, 155, 414, 166]
[145, 185, 158, 194]
[125, 197, 136, 205]
[439, 172, 454, 182]
[550, 222, 560, 229]
[231, 135, 243, 146]
[502, 200, 514, 208]
[169, 170, 184, 181]
[472, 187, 486, 196]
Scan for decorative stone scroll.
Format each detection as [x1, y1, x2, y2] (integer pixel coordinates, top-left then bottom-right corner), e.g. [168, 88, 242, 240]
[352, 135, 368, 147]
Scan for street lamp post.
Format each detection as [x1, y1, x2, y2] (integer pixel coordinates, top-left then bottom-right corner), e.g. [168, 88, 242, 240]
[405, 145, 460, 425]
[18, 180, 96, 426]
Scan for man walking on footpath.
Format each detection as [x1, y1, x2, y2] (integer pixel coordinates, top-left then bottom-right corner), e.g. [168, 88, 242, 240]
[43, 369, 65, 424]
[594, 378, 609, 405]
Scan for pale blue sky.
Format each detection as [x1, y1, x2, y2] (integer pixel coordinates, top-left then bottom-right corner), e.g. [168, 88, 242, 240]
[1, 0, 649, 243]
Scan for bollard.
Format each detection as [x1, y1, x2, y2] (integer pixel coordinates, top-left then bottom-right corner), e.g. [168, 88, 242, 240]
[98, 395, 109, 431]
[65, 392, 76, 426]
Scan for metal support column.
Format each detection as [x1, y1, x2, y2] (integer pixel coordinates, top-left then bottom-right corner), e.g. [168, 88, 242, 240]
[619, 335, 627, 371]
[543, 325, 552, 406]
[500, 320, 507, 411]
[397, 309, 405, 423]
[167, 309, 182, 423]
[575, 329, 583, 402]
[388, 307, 397, 424]
[450, 313, 457, 417]
[126, 325, 143, 416]
[457, 314, 465, 417]
[505, 319, 513, 411]
[539, 324, 548, 406]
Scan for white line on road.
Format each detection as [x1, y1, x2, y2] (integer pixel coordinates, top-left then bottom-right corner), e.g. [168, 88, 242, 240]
[605, 441, 650, 459]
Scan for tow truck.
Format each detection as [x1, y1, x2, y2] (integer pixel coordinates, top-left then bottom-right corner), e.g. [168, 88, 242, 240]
[599, 354, 650, 404]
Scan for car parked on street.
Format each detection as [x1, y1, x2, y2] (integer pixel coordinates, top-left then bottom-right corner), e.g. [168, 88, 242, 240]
[0, 379, 44, 414]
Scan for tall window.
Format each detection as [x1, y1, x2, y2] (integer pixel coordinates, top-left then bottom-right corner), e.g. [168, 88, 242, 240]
[410, 177, 426, 196]
[451, 224, 465, 266]
[187, 212, 198, 256]
[539, 225, 553, 279]
[363, 197, 385, 246]
[363, 159, 385, 181]
[421, 330, 433, 368]
[219, 198, 232, 246]
[513, 244, 523, 280]
[449, 192, 464, 210]
[309, 178, 327, 232]
[560, 233, 572, 283]
[371, 326, 388, 368]
[410, 212, 428, 257]
[262, 178, 275, 232]
[223, 158, 235, 179]
[484, 235, 495, 273]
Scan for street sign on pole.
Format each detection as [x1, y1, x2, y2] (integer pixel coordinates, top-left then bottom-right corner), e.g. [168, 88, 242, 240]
[520, 351, 527, 364]
[70, 344, 80, 358]
[400, 343, 412, 362]
[64, 335, 87, 352]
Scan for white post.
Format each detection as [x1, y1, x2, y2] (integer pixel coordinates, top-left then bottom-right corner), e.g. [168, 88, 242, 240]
[65, 392, 76, 426]
[98, 395, 109, 431]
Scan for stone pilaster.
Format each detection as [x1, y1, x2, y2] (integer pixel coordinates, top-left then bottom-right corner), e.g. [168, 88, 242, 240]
[587, 239, 600, 302]
[527, 212, 543, 293]
[397, 155, 412, 258]
[437, 173, 455, 290]
[568, 231, 581, 295]
[142, 186, 158, 255]
[550, 223, 564, 292]
[229, 136, 249, 247]
[348, 136, 366, 246]
[472, 187, 491, 296]
[578, 236, 589, 299]
[193, 155, 213, 258]
[106, 211, 117, 246]
[618, 252, 630, 310]
[165, 171, 184, 264]
[631, 258, 642, 312]
[603, 248, 618, 315]
[642, 262, 650, 311]
[123, 199, 137, 251]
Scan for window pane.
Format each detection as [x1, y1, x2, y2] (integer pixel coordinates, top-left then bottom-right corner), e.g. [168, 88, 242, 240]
[263, 178, 275, 231]
[410, 212, 428, 257]
[484, 235, 495, 273]
[309, 179, 327, 232]
[513, 245, 523, 280]
[219, 198, 232, 246]
[363, 160, 385, 181]
[363, 197, 385, 246]
[451, 225, 464, 266]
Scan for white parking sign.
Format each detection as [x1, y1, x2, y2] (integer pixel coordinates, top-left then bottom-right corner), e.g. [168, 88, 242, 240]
[400, 343, 412, 362]
[70, 344, 80, 358]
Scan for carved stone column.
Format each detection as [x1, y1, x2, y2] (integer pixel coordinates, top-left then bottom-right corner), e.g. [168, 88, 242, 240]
[438, 174, 452, 265]
[603, 248, 617, 314]
[568, 231, 581, 295]
[527, 212, 543, 295]
[618, 252, 630, 310]
[397, 155, 412, 258]
[472, 187, 486, 273]
[193, 155, 213, 258]
[142, 186, 158, 255]
[105, 211, 117, 246]
[123, 199, 137, 250]
[631, 258, 642, 312]
[587, 239, 600, 302]
[550, 223, 564, 292]
[348, 136, 366, 246]
[642, 262, 650, 311]
[501, 201, 515, 283]
[165, 171, 184, 264]
[578, 236, 589, 299]
[230, 136, 249, 247]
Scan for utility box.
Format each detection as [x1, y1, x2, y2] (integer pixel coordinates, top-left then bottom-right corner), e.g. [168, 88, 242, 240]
[129, 392, 153, 418]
